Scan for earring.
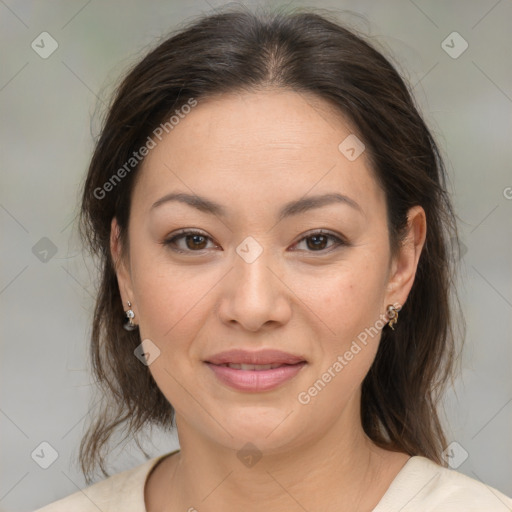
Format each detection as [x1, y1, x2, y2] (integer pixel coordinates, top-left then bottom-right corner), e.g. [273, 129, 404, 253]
[123, 300, 137, 331]
[386, 304, 401, 330]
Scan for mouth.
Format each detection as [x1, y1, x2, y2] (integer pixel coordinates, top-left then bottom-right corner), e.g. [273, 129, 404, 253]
[204, 350, 307, 392]
[205, 348, 307, 366]
[215, 362, 297, 371]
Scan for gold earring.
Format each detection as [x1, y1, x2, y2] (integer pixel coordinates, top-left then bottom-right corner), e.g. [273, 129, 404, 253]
[386, 304, 401, 330]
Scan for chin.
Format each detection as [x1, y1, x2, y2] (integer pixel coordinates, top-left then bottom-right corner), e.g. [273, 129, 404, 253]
[212, 406, 306, 451]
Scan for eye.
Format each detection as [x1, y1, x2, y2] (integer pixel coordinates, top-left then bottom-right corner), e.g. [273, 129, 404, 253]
[162, 229, 218, 253]
[162, 229, 347, 255]
[291, 230, 347, 253]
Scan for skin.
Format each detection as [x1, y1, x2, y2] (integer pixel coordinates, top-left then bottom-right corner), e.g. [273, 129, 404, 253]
[110, 89, 426, 512]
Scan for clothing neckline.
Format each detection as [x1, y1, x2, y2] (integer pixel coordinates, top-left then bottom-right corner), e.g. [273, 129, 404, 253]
[371, 455, 443, 511]
[142, 449, 180, 511]
[140, 451, 437, 512]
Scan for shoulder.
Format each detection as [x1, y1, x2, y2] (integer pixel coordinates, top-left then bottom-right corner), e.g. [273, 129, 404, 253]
[33, 453, 172, 512]
[374, 455, 512, 511]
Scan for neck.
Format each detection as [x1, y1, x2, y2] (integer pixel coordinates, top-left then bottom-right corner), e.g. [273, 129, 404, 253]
[161, 394, 400, 512]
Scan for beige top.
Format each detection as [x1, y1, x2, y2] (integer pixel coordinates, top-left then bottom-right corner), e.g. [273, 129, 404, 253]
[34, 450, 512, 511]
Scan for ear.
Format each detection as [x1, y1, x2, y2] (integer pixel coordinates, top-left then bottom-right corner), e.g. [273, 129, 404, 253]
[110, 217, 135, 310]
[384, 205, 427, 308]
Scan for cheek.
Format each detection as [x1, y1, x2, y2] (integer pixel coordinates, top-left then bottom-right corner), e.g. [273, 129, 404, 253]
[296, 269, 385, 417]
[306, 261, 385, 339]
[299, 262, 387, 403]
[129, 246, 202, 345]
[130, 256, 204, 407]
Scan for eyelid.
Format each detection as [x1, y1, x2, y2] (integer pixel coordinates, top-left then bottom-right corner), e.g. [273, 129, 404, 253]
[290, 229, 347, 252]
[162, 228, 219, 253]
[162, 228, 348, 254]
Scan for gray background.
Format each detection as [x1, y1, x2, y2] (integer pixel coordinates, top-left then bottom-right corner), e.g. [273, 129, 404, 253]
[1, 0, 511, 510]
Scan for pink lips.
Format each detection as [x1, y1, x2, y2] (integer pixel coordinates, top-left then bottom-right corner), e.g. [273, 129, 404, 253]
[204, 349, 307, 392]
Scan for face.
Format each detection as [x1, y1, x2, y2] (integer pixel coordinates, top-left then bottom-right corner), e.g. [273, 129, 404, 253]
[111, 89, 425, 454]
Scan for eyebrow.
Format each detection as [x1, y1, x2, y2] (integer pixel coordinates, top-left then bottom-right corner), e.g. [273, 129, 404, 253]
[150, 191, 364, 220]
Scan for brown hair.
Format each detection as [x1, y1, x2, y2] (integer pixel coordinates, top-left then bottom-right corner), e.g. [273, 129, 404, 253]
[78, 5, 465, 484]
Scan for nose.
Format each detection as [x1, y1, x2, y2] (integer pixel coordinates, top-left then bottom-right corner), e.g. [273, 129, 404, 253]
[217, 247, 292, 332]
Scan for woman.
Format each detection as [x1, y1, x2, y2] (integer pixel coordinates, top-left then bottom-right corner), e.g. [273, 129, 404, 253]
[35, 6, 512, 511]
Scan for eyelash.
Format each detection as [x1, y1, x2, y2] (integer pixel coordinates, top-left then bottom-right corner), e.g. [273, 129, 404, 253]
[162, 229, 348, 255]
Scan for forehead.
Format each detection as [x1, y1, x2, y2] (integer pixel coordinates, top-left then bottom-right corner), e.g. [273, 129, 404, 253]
[154, 89, 356, 159]
[133, 89, 384, 218]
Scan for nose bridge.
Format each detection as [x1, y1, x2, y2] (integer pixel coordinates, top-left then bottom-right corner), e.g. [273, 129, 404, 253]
[219, 235, 289, 330]
[233, 236, 276, 303]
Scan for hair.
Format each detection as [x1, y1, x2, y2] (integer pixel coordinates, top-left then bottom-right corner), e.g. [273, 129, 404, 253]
[77, 4, 465, 484]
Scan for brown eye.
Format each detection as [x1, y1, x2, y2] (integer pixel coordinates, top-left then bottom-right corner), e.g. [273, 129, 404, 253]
[306, 234, 329, 250]
[163, 230, 216, 253]
[163, 229, 347, 255]
[292, 231, 347, 253]
[185, 234, 208, 250]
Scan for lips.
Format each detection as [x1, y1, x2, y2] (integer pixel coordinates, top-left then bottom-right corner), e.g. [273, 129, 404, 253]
[219, 363, 286, 370]
[205, 348, 306, 366]
[204, 349, 307, 392]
